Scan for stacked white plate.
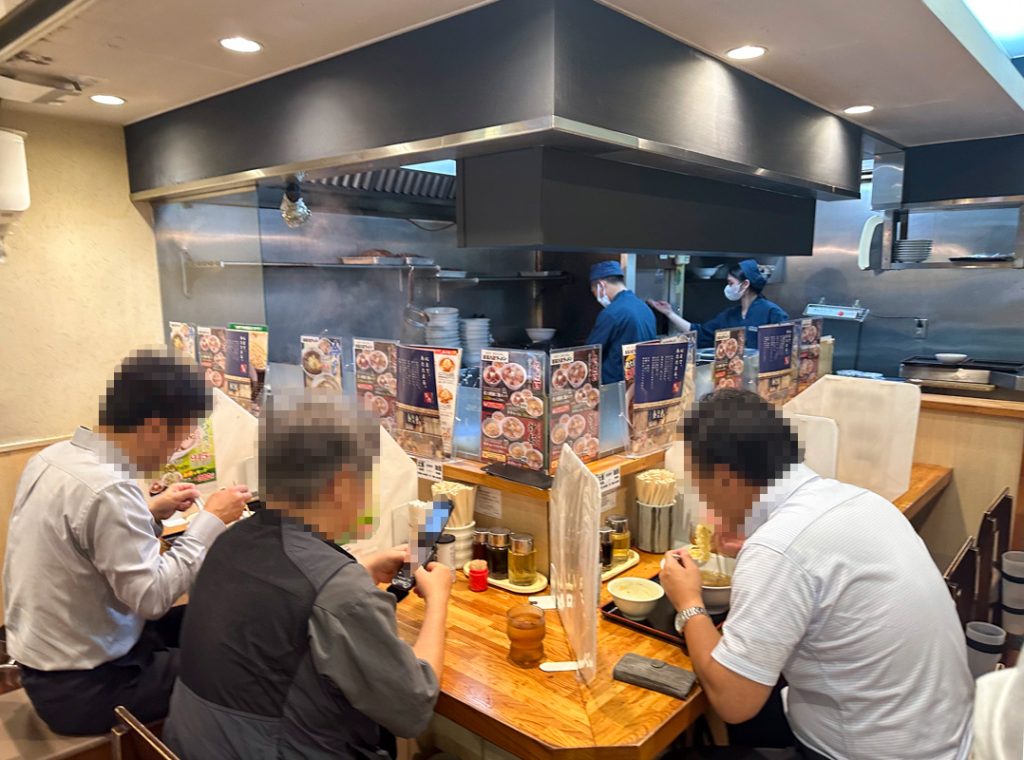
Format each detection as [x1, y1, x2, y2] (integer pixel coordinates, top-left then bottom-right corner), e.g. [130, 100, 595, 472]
[424, 307, 461, 348]
[893, 239, 932, 263]
[460, 318, 491, 367]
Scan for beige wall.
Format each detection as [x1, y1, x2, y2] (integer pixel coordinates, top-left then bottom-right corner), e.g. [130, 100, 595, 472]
[0, 108, 162, 620]
[0, 107, 162, 445]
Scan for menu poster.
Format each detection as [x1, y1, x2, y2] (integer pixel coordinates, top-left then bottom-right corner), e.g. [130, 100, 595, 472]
[157, 418, 216, 488]
[168, 322, 197, 362]
[480, 349, 548, 472]
[229, 323, 269, 411]
[221, 329, 253, 412]
[797, 318, 824, 394]
[354, 338, 398, 433]
[624, 338, 689, 455]
[300, 335, 344, 393]
[395, 345, 461, 460]
[757, 322, 799, 405]
[713, 327, 747, 390]
[197, 326, 229, 392]
[547, 345, 601, 471]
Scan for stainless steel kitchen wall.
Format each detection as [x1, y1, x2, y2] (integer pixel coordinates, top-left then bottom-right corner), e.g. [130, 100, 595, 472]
[685, 182, 1024, 374]
[155, 196, 551, 364]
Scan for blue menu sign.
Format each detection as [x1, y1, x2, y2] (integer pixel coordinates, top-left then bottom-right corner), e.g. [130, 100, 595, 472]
[757, 322, 799, 405]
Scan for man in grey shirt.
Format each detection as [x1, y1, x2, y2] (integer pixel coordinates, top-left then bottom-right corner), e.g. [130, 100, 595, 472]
[3, 350, 250, 734]
[164, 392, 452, 759]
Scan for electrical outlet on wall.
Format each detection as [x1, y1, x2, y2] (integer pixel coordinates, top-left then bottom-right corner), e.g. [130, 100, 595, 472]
[914, 318, 928, 339]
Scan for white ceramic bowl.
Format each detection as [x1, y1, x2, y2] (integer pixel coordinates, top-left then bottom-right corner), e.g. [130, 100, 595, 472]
[936, 353, 968, 365]
[526, 328, 556, 343]
[675, 546, 736, 612]
[608, 577, 664, 621]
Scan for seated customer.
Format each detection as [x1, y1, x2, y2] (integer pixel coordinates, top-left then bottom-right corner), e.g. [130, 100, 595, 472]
[661, 390, 973, 760]
[3, 350, 249, 734]
[164, 393, 452, 759]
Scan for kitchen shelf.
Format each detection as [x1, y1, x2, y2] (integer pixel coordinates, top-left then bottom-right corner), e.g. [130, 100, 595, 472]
[889, 260, 1022, 270]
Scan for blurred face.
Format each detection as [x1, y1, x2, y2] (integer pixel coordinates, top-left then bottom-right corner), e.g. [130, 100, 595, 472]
[686, 449, 759, 535]
[303, 467, 371, 543]
[134, 417, 197, 472]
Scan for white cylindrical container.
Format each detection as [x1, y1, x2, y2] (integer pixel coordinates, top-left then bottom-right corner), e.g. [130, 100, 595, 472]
[435, 533, 457, 582]
[965, 621, 1006, 678]
[1001, 551, 1024, 609]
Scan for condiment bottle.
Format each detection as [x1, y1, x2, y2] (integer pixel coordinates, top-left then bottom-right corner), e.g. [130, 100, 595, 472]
[435, 533, 456, 581]
[468, 559, 489, 592]
[472, 527, 489, 562]
[599, 526, 614, 571]
[607, 515, 631, 566]
[509, 533, 537, 587]
[487, 527, 511, 580]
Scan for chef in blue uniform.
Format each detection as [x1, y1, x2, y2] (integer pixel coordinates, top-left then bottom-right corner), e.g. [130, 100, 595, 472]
[648, 259, 789, 348]
[586, 260, 657, 384]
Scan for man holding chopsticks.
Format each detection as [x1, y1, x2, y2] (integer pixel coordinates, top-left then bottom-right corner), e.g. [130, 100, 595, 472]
[660, 389, 973, 760]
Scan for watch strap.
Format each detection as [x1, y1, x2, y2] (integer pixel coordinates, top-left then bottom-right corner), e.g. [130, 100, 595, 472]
[674, 606, 709, 635]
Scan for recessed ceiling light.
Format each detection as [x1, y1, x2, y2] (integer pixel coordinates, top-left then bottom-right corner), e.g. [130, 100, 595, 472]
[843, 105, 875, 115]
[220, 36, 262, 53]
[90, 94, 125, 106]
[726, 45, 767, 60]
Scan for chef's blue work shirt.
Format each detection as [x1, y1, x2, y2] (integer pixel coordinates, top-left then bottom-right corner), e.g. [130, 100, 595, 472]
[691, 295, 789, 348]
[586, 290, 657, 384]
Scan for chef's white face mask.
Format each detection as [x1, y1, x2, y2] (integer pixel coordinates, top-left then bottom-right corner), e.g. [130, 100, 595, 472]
[724, 282, 745, 301]
[595, 282, 611, 308]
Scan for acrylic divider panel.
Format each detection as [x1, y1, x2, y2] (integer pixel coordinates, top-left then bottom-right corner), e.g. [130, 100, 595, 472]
[548, 344, 602, 472]
[396, 345, 461, 460]
[713, 327, 747, 391]
[797, 318, 824, 394]
[354, 338, 399, 435]
[549, 445, 601, 684]
[480, 348, 548, 473]
[300, 335, 344, 394]
[757, 322, 800, 405]
[623, 337, 690, 456]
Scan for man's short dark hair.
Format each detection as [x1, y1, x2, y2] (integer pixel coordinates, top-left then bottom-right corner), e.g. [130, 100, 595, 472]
[682, 389, 801, 488]
[99, 350, 209, 432]
[261, 392, 380, 508]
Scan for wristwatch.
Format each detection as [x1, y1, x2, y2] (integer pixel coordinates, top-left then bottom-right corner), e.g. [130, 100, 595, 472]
[674, 606, 710, 635]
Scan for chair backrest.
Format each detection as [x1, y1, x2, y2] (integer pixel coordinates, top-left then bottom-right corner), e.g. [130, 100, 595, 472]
[975, 491, 1013, 624]
[111, 706, 178, 760]
[944, 535, 978, 628]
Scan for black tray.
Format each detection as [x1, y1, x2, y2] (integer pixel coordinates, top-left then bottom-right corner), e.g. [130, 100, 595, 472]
[601, 574, 726, 647]
[482, 462, 554, 490]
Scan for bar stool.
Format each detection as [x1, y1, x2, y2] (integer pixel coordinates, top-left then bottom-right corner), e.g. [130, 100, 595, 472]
[974, 491, 1013, 626]
[944, 535, 978, 628]
[0, 689, 110, 760]
[110, 706, 178, 760]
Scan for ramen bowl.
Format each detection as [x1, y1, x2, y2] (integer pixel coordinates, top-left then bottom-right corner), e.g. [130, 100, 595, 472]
[608, 577, 664, 621]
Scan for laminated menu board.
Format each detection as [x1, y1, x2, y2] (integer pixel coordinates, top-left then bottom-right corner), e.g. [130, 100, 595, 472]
[354, 338, 398, 433]
[197, 326, 228, 392]
[156, 418, 217, 488]
[222, 329, 253, 412]
[168, 322, 197, 362]
[797, 318, 824, 394]
[623, 337, 690, 455]
[548, 344, 601, 471]
[395, 345, 461, 460]
[230, 323, 269, 411]
[713, 327, 746, 390]
[480, 348, 548, 472]
[757, 322, 800, 405]
[300, 335, 344, 393]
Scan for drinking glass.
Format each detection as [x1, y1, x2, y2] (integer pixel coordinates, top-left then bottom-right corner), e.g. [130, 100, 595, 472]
[506, 604, 545, 668]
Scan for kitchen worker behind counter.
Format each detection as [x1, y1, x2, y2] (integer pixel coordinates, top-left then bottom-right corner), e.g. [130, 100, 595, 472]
[648, 259, 788, 348]
[586, 260, 657, 384]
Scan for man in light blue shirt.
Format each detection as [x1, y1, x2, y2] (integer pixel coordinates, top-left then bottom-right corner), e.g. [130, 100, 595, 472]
[3, 350, 250, 734]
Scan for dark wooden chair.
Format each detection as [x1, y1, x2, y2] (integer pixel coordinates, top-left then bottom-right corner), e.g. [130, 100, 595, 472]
[110, 707, 177, 760]
[974, 491, 1013, 625]
[944, 535, 978, 628]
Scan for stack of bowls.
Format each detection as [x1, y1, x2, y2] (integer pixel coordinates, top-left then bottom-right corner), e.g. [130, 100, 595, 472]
[460, 318, 491, 367]
[893, 239, 932, 264]
[424, 307, 460, 348]
[446, 521, 477, 567]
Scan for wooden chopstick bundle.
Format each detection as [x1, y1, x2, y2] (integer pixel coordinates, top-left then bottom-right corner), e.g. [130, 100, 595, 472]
[636, 469, 677, 507]
[431, 480, 477, 527]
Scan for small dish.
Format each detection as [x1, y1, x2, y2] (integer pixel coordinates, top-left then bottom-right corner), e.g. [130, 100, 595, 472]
[935, 353, 968, 365]
[608, 577, 664, 621]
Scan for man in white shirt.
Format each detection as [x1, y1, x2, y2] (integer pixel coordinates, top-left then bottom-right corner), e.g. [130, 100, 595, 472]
[661, 389, 974, 760]
[3, 350, 250, 734]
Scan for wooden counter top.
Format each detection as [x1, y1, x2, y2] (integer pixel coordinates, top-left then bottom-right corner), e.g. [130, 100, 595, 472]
[395, 552, 706, 760]
[894, 463, 953, 521]
[921, 394, 1024, 420]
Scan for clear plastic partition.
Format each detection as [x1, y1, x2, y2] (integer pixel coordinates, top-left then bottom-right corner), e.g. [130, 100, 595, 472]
[599, 381, 629, 456]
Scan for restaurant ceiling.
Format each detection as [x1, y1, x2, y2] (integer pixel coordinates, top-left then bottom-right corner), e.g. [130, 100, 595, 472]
[1, 0, 1022, 148]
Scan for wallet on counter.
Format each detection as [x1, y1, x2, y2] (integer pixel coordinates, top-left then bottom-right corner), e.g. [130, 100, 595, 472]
[612, 653, 697, 700]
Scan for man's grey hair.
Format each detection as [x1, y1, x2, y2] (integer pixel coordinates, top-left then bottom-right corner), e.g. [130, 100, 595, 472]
[259, 391, 380, 507]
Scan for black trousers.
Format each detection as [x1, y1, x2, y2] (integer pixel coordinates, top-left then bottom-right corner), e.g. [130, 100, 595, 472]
[19, 606, 185, 736]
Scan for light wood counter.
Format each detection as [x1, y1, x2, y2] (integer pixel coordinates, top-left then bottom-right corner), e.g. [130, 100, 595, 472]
[920, 394, 1024, 421]
[395, 551, 705, 760]
[893, 464, 952, 521]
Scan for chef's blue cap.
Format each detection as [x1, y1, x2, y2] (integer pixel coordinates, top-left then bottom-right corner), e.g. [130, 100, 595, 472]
[737, 259, 767, 291]
[589, 260, 625, 282]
